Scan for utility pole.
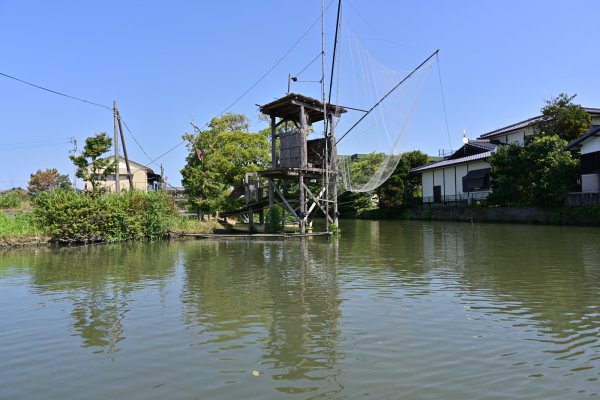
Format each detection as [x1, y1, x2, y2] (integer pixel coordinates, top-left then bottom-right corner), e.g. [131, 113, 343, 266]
[160, 164, 165, 191]
[115, 107, 134, 190]
[69, 137, 77, 189]
[113, 100, 120, 193]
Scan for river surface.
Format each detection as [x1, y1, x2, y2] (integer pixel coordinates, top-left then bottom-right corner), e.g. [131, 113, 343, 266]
[1, 220, 599, 399]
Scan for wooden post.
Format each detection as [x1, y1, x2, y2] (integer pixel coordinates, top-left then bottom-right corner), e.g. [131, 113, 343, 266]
[330, 113, 338, 226]
[113, 100, 120, 193]
[116, 108, 134, 190]
[299, 173, 306, 234]
[299, 105, 307, 234]
[269, 115, 276, 214]
[300, 106, 307, 168]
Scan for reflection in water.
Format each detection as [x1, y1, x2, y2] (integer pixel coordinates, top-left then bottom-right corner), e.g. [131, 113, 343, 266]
[179, 238, 342, 396]
[418, 222, 600, 389]
[1, 243, 179, 354]
[1, 221, 600, 399]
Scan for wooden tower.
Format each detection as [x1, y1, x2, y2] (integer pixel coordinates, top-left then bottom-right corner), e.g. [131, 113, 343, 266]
[258, 93, 346, 234]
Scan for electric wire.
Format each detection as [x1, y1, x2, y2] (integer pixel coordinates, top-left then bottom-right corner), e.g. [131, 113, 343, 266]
[215, 0, 334, 118]
[0, 71, 112, 111]
[1, 1, 337, 173]
[294, 52, 323, 79]
[436, 53, 453, 149]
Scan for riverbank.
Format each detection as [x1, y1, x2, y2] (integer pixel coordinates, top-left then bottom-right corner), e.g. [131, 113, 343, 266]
[358, 205, 600, 226]
[0, 190, 223, 248]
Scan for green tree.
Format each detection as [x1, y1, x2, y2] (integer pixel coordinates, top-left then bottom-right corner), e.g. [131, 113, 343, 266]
[377, 150, 429, 209]
[69, 133, 116, 195]
[536, 93, 591, 142]
[489, 135, 578, 206]
[181, 113, 271, 215]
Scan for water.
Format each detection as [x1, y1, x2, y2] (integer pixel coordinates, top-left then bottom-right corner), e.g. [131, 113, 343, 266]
[1, 220, 599, 399]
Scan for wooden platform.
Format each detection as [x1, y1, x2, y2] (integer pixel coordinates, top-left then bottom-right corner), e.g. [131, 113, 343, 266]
[169, 231, 332, 239]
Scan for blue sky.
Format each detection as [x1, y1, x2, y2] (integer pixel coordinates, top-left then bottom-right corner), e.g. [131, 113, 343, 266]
[1, 0, 599, 189]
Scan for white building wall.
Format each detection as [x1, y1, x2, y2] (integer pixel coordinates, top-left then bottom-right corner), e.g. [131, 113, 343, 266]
[422, 160, 492, 203]
[422, 172, 433, 198]
[443, 167, 452, 196]
[582, 174, 600, 192]
[581, 135, 600, 154]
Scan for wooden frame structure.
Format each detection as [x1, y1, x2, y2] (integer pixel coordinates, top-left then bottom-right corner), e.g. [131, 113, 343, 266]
[258, 93, 346, 234]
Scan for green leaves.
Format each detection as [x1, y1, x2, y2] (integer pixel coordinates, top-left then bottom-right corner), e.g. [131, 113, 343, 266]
[489, 135, 578, 207]
[34, 191, 177, 243]
[536, 93, 591, 142]
[69, 132, 116, 195]
[181, 113, 270, 214]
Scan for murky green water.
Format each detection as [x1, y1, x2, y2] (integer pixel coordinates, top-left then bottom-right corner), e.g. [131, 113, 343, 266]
[1, 220, 599, 399]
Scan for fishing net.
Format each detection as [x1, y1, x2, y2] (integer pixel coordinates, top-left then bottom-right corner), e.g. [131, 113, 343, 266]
[330, 19, 435, 194]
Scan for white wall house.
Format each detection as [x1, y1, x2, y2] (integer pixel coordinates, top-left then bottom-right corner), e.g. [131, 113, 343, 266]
[411, 140, 497, 204]
[411, 107, 600, 204]
[566, 125, 600, 192]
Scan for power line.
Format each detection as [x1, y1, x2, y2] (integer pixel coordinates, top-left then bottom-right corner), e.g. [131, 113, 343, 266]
[0, 71, 112, 111]
[214, 0, 334, 118]
[436, 53, 453, 149]
[119, 116, 159, 166]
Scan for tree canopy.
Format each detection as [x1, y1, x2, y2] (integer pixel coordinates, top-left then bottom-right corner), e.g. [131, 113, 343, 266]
[28, 168, 71, 193]
[180, 113, 271, 214]
[69, 133, 116, 194]
[535, 93, 591, 142]
[377, 150, 429, 209]
[489, 135, 578, 206]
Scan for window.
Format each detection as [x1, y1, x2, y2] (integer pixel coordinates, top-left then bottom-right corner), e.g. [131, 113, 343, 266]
[462, 168, 491, 192]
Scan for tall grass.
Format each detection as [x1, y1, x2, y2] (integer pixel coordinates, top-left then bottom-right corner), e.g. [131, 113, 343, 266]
[0, 212, 43, 239]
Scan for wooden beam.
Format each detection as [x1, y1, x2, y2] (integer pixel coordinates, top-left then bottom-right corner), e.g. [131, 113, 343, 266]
[266, 178, 299, 221]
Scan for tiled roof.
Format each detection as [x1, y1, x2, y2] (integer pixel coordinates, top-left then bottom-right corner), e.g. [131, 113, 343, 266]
[466, 140, 497, 151]
[410, 151, 493, 173]
[565, 125, 600, 151]
[478, 107, 600, 139]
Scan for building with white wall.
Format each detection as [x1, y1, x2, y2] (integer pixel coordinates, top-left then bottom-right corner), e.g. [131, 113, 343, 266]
[411, 107, 600, 204]
[411, 140, 497, 204]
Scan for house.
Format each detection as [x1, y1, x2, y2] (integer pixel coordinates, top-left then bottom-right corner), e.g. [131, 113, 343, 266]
[411, 107, 600, 204]
[410, 139, 497, 204]
[84, 156, 161, 192]
[565, 125, 600, 204]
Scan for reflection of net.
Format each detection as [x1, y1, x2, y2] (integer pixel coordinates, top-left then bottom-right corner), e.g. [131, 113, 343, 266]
[332, 18, 433, 194]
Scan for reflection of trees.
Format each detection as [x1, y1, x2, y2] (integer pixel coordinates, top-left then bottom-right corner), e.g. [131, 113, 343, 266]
[421, 222, 600, 343]
[2, 242, 179, 354]
[179, 237, 342, 395]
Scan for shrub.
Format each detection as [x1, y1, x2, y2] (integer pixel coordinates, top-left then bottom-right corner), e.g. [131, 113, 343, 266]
[34, 190, 177, 243]
[0, 190, 29, 209]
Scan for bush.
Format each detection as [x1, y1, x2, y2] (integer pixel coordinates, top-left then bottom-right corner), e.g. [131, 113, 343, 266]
[34, 190, 177, 243]
[0, 190, 29, 209]
[265, 205, 284, 233]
